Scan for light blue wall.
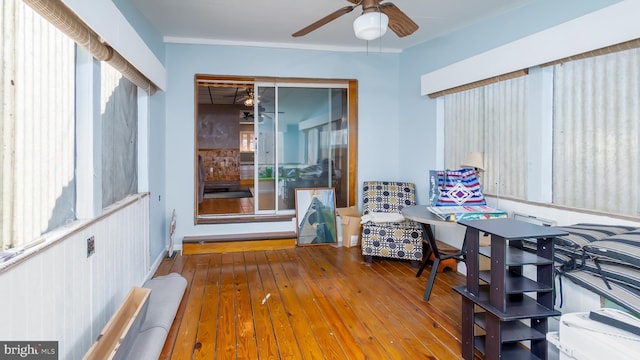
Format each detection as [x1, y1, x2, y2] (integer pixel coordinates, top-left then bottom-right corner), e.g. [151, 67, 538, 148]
[110, 0, 167, 262]
[112, 0, 165, 61]
[397, 0, 620, 204]
[164, 44, 400, 242]
[148, 91, 167, 260]
[114, 0, 621, 246]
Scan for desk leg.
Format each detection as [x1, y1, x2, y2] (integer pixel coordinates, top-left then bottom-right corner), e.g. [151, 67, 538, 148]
[423, 257, 441, 301]
[421, 223, 441, 301]
[416, 223, 435, 277]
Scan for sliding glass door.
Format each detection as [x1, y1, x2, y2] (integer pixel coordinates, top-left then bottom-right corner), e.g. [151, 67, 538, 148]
[254, 85, 276, 212]
[253, 83, 349, 214]
[193, 75, 355, 221]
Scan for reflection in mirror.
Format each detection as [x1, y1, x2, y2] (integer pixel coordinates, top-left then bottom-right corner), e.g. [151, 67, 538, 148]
[195, 76, 355, 221]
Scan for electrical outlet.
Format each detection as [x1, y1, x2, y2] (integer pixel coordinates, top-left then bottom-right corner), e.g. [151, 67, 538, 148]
[87, 236, 95, 257]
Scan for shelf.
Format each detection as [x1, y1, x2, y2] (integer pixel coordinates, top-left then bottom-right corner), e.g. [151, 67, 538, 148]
[475, 313, 547, 343]
[479, 246, 554, 266]
[454, 285, 560, 321]
[458, 218, 568, 240]
[502, 343, 543, 360]
[478, 270, 553, 294]
[473, 337, 542, 360]
[458, 219, 566, 360]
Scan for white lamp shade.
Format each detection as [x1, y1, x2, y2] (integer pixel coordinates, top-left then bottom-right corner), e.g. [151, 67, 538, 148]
[461, 152, 485, 171]
[353, 12, 389, 40]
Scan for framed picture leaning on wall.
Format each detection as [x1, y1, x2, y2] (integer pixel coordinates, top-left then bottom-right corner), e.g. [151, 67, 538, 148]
[295, 188, 337, 246]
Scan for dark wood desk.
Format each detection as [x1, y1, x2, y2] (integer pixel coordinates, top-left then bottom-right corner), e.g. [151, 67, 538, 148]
[401, 205, 465, 301]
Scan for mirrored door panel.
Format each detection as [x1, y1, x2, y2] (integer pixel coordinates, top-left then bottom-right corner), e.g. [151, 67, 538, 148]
[255, 85, 276, 212]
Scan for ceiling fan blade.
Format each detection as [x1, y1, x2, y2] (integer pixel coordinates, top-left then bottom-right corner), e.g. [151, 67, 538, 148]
[380, 3, 419, 38]
[292, 6, 356, 37]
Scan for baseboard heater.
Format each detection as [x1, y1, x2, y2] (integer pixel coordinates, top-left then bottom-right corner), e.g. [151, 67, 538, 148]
[183, 231, 297, 243]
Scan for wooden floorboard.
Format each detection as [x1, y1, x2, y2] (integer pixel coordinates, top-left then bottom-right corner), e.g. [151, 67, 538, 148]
[156, 245, 474, 359]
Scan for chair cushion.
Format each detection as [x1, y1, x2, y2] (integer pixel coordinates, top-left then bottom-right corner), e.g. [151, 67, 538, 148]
[360, 212, 405, 223]
[361, 221, 423, 260]
[553, 224, 638, 249]
[584, 231, 640, 269]
[563, 270, 640, 317]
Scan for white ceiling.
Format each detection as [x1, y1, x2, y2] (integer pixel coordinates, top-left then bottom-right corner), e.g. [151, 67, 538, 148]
[132, 0, 535, 52]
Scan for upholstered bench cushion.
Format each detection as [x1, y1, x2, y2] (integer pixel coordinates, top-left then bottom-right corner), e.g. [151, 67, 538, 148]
[117, 272, 187, 360]
[141, 272, 188, 332]
[86, 272, 187, 360]
[123, 327, 168, 360]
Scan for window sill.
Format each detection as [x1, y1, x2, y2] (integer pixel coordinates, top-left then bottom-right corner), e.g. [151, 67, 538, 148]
[196, 213, 294, 225]
[0, 193, 149, 273]
[0, 219, 90, 273]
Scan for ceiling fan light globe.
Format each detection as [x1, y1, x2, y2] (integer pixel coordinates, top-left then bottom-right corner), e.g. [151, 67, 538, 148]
[353, 12, 388, 40]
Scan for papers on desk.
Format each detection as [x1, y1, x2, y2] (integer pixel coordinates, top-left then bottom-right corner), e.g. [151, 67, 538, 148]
[427, 205, 507, 222]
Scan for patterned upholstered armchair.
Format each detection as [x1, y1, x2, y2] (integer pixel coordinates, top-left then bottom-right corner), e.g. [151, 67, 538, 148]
[361, 181, 423, 265]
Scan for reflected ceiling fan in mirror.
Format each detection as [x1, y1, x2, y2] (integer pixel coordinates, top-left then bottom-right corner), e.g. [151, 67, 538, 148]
[257, 104, 285, 122]
[224, 87, 258, 106]
[240, 88, 272, 107]
[242, 88, 257, 107]
[292, 0, 418, 41]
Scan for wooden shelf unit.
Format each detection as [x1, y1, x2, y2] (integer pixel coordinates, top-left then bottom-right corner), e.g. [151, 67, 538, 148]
[454, 218, 567, 360]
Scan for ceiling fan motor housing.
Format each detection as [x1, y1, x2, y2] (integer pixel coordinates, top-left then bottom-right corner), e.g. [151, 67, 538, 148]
[353, 11, 388, 40]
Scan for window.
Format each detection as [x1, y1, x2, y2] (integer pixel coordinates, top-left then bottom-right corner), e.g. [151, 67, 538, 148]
[1, 0, 150, 260]
[552, 47, 640, 216]
[442, 42, 640, 217]
[240, 131, 254, 152]
[101, 63, 138, 208]
[443, 76, 528, 199]
[1, 1, 76, 252]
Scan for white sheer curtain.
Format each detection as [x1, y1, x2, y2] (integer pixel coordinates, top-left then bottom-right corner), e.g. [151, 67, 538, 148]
[444, 76, 528, 198]
[553, 48, 640, 215]
[1, 0, 75, 251]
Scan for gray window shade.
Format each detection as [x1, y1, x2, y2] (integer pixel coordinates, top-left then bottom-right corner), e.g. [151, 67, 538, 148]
[101, 63, 138, 208]
[553, 48, 640, 215]
[444, 76, 528, 198]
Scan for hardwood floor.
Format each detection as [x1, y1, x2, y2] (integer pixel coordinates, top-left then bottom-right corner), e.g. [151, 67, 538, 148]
[198, 196, 255, 215]
[154, 245, 470, 359]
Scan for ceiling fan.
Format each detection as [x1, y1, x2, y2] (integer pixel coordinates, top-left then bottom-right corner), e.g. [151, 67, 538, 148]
[292, 0, 418, 40]
[241, 88, 257, 107]
[225, 87, 261, 107]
